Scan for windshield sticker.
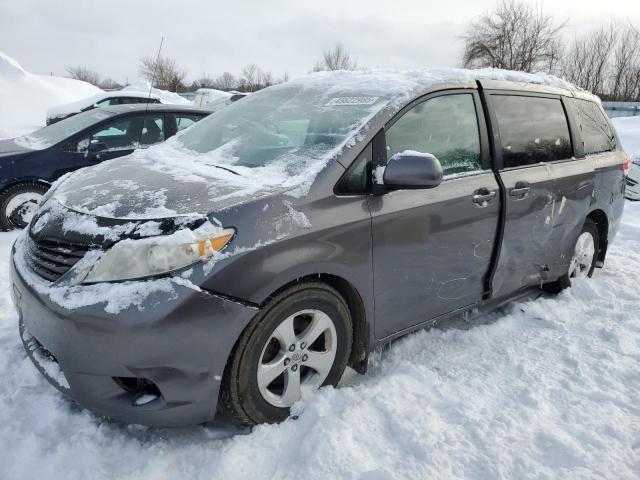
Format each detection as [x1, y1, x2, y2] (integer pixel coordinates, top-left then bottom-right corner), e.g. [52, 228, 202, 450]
[326, 96, 379, 106]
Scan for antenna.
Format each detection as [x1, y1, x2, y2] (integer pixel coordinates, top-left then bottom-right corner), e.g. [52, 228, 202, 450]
[138, 37, 164, 148]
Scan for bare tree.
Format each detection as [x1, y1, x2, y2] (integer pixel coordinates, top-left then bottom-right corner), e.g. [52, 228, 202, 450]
[560, 23, 618, 95]
[191, 74, 217, 89]
[462, 1, 565, 73]
[66, 65, 101, 86]
[139, 54, 187, 92]
[99, 78, 122, 90]
[610, 24, 640, 101]
[313, 44, 358, 71]
[214, 72, 237, 91]
[279, 71, 290, 84]
[260, 70, 274, 88]
[238, 64, 264, 92]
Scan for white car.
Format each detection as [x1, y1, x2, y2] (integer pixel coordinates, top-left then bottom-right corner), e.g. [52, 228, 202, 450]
[46, 91, 162, 125]
[192, 88, 248, 111]
[611, 116, 640, 200]
[626, 154, 640, 200]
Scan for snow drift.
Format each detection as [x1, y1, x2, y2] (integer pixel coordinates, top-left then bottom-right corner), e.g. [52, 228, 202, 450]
[0, 51, 101, 139]
[1, 202, 640, 479]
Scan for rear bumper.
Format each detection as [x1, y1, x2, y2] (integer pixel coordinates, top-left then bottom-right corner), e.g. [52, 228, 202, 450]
[10, 247, 257, 427]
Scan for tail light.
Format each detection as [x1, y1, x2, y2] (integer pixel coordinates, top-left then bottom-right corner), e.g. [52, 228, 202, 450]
[623, 158, 631, 176]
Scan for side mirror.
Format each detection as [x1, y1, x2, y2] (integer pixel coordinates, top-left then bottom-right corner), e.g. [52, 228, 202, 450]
[87, 140, 107, 160]
[383, 151, 443, 190]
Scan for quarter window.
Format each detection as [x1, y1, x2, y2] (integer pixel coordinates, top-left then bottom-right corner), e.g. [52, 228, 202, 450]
[385, 94, 482, 176]
[574, 99, 615, 154]
[493, 95, 572, 167]
[176, 114, 204, 132]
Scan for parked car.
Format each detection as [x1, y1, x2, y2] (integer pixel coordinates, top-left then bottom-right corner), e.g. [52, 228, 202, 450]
[10, 70, 627, 427]
[193, 88, 248, 110]
[46, 91, 163, 125]
[627, 158, 640, 200]
[0, 104, 210, 229]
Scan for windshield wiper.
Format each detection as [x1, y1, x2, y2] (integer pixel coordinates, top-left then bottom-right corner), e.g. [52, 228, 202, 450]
[206, 164, 241, 176]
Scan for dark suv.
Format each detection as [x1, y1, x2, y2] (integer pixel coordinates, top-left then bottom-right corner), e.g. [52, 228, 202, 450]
[10, 70, 627, 427]
[0, 104, 209, 229]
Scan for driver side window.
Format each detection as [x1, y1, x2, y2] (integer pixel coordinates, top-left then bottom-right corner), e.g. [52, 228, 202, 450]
[78, 115, 165, 153]
[385, 94, 482, 176]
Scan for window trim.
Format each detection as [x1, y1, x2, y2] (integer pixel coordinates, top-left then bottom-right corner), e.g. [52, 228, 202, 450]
[568, 97, 617, 158]
[483, 90, 576, 171]
[384, 88, 491, 172]
[334, 88, 491, 196]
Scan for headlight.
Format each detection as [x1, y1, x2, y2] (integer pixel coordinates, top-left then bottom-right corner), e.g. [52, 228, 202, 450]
[77, 223, 235, 284]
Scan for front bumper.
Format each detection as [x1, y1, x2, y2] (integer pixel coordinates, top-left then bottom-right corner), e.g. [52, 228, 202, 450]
[10, 248, 257, 427]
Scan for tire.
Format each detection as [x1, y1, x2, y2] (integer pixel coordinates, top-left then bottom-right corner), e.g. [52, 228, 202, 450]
[221, 282, 353, 425]
[544, 218, 600, 293]
[0, 182, 49, 231]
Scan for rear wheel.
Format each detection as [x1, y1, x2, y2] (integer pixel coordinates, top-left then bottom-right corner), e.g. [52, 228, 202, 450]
[221, 282, 352, 425]
[544, 218, 599, 292]
[0, 182, 49, 230]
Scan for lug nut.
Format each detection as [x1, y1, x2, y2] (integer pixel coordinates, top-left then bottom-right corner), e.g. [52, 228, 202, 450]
[289, 344, 295, 352]
[302, 354, 308, 362]
[300, 342, 307, 349]
[291, 364, 298, 372]
[284, 358, 290, 366]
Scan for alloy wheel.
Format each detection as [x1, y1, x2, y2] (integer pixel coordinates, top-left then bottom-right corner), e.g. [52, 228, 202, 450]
[257, 309, 337, 408]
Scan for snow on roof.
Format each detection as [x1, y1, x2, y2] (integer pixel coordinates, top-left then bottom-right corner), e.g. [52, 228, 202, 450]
[47, 83, 191, 118]
[121, 83, 191, 106]
[46, 90, 162, 118]
[279, 67, 582, 111]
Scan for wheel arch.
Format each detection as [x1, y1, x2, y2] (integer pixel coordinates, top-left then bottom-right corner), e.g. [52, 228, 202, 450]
[258, 273, 370, 374]
[586, 208, 609, 264]
[0, 178, 51, 193]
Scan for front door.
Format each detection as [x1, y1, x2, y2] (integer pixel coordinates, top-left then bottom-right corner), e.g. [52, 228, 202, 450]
[369, 91, 501, 339]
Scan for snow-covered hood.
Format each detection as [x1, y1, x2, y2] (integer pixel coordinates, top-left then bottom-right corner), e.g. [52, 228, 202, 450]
[50, 140, 311, 220]
[0, 138, 32, 156]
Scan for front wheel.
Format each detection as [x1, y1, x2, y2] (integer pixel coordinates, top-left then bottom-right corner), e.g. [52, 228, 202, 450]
[221, 282, 352, 425]
[544, 218, 599, 292]
[0, 182, 49, 230]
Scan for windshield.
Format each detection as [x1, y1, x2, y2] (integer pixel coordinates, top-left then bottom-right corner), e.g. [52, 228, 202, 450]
[178, 83, 388, 169]
[15, 109, 113, 150]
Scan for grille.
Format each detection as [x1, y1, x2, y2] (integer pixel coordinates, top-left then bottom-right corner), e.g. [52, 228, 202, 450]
[25, 236, 89, 282]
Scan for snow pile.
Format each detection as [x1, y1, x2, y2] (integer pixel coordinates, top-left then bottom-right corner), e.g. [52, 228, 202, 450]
[0, 51, 101, 139]
[0, 203, 639, 478]
[612, 116, 640, 160]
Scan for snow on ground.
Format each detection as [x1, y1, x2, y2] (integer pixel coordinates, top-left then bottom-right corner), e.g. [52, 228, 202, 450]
[0, 52, 101, 139]
[613, 116, 640, 160]
[0, 207, 638, 479]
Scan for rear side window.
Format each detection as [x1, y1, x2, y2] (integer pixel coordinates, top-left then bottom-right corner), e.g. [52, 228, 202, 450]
[385, 93, 482, 176]
[574, 99, 615, 154]
[176, 114, 204, 132]
[493, 95, 572, 167]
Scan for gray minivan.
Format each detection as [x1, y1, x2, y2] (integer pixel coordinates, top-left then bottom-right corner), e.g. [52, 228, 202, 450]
[10, 69, 627, 427]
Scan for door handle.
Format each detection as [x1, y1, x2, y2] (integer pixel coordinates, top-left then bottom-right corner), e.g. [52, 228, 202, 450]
[509, 181, 530, 199]
[472, 188, 497, 206]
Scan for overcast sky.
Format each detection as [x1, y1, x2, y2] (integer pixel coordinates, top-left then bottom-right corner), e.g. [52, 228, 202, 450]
[1, 0, 639, 84]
